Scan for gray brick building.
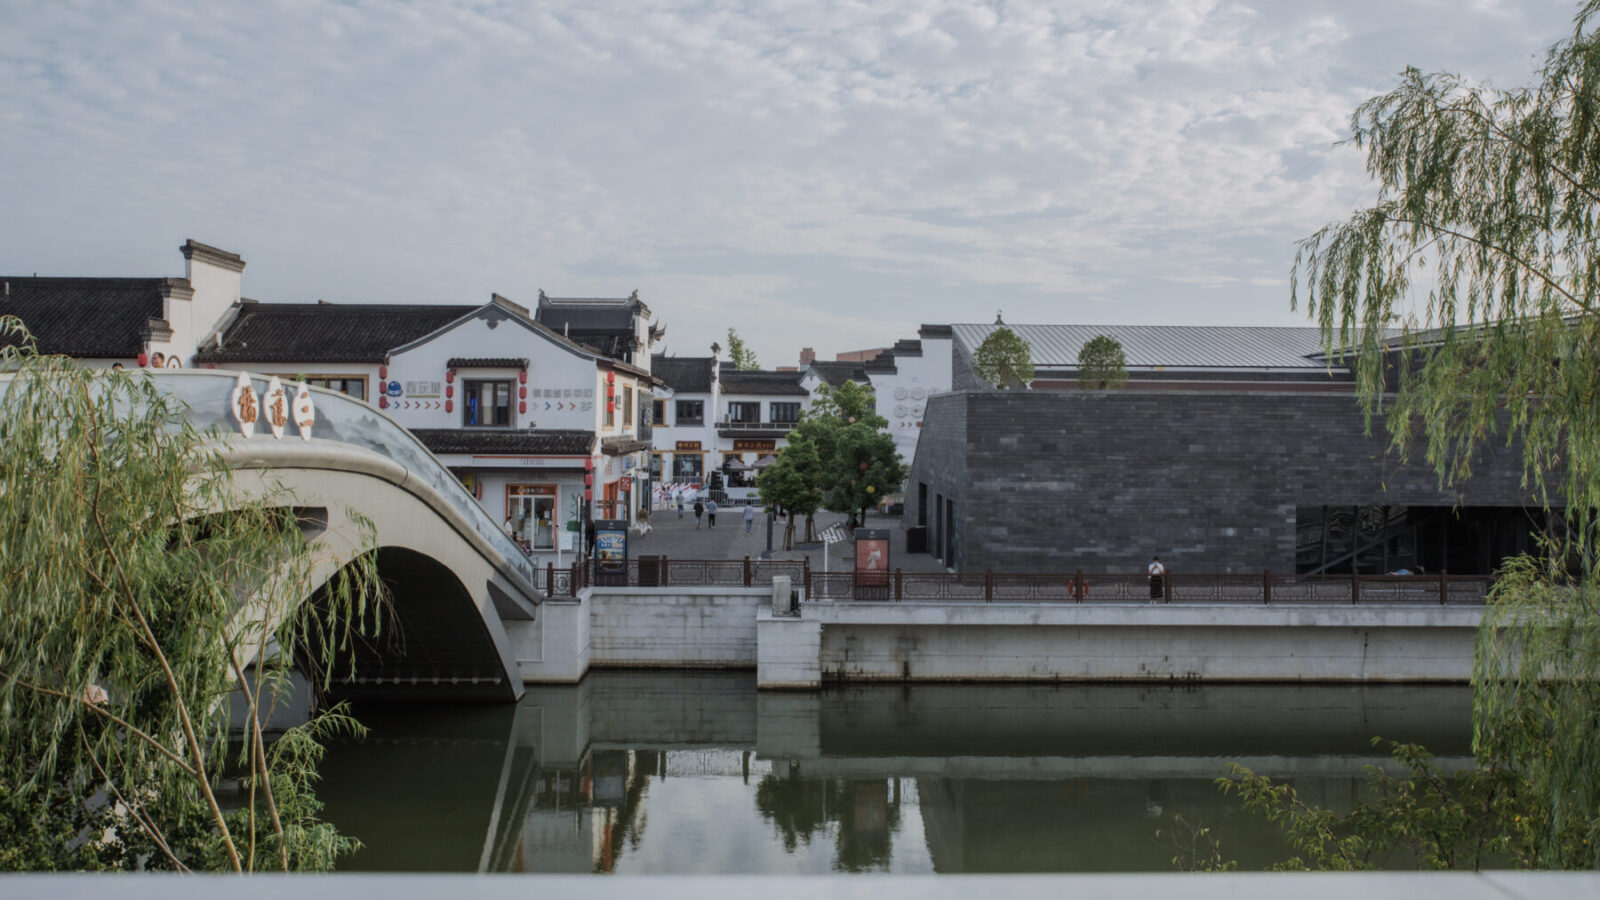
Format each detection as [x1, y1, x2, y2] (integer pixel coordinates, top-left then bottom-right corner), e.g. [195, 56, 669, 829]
[904, 390, 1546, 576]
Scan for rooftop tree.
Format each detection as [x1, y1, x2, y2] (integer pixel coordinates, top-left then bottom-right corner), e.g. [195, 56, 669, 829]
[971, 326, 1035, 389]
[1077, 335, 1129, 390]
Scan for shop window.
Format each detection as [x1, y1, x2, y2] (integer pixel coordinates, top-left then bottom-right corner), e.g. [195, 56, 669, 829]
[673, 453, 703, 479]
[464, 380, 513, 427]
[676, 400, 704, 426]
[770, 401, 800, 424]
[728, 401, 760, 423]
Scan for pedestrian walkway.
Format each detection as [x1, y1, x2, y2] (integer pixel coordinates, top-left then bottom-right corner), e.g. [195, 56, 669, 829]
[630, 505, 948, 574]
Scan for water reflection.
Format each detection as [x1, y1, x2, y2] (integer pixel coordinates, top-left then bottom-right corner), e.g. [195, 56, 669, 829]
[316, 673, 1473, 874]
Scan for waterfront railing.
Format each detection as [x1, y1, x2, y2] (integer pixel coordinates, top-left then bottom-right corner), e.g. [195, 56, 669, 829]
[540, 558, 1491, 605]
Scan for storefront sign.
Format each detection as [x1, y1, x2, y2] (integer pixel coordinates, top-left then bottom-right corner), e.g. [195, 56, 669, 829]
[733, 439, 776, 453]
[676, 441, 702, 452]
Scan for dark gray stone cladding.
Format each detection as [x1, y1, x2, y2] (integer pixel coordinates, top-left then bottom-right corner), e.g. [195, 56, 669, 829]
[904, 390, 1542, 574]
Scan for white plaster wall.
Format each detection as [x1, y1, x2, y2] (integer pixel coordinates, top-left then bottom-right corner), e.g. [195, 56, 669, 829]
[386, 314, 601, 432]
[175, 256, 243, 366]
[588, 587, 767, 667]
[868, 334, 952, 464]
[654, 387, 720, 476]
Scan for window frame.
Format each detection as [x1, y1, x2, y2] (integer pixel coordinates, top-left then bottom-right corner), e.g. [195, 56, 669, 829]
[462, 378, 514, 427]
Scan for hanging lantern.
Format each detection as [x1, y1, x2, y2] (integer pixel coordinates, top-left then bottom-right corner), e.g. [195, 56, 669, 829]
[379, 396, 388, 409]
[518, 386, 527, 399]
[518, 369, 528, 384]
[445, 384, 454, 399]
[137, 352, 149, 367]
[445, 369, 455, 383]
[518, 400, 527, 414]
[583, 473, 594, 486]
[378, 365, 388, 380]
[584, 457, 595, 471]
[606, 371, 615, 384]
[607, 400, 615, 413]
[445, 399, 453, 413]
[859, 461, 869, 471]
[584, 488, 593, 501]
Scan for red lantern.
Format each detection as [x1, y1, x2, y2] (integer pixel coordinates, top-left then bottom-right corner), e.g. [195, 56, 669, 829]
[137, 352, 149, 367]
[606, 371, 615, 384]
[445, 369, 455, 383]
[205, 363, 216, 369]
[518, 386, 527, 399]
[859, 462, 869, 471]
[518, 369, 527, 384]
[583, 473, 594, 486]
[379, 396, 388, 409]
[607, 400, 615, 413]
[445, 399, 453, 413]
[584, 488, 593, 501]
[378, 365, 387, 380]
[518, 400, 527, 414]
[584, 457, 595, 471]
[445, 384, 454, 399]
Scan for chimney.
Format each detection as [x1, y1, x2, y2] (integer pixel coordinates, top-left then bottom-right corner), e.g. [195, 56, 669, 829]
[799, 347, 815, 366]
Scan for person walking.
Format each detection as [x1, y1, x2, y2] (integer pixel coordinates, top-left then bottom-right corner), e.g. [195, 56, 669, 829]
[707, 499, 719, 529]
[744, 504, 756, 534]
[1148, 555, 1166, 600]
[676, 493, 685, 518]
[693, 498, 704, 529]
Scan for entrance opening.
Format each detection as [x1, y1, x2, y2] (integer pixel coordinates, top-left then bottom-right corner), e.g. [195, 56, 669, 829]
[1295, 505, 1555, 575]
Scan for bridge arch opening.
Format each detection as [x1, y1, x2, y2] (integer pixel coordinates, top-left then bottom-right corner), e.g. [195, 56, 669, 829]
[300, 546, 517, 702]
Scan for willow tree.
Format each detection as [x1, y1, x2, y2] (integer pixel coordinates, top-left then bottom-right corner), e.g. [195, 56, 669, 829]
[1280, 1, 1600, 868]
[0, 320, 381, 872]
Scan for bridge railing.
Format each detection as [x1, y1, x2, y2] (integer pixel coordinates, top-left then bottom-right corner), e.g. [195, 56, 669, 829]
[556, 558, 1491, 605]
[135, 372, 541, 591]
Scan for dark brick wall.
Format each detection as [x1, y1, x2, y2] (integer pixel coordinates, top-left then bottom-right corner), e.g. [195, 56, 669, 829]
[905, 390, 1541, 574]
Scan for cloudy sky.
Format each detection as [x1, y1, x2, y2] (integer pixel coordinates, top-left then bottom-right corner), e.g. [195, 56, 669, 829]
[0, 0, 1582, 365]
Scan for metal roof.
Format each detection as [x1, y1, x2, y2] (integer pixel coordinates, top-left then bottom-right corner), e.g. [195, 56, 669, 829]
[951, 323, 1345, 370]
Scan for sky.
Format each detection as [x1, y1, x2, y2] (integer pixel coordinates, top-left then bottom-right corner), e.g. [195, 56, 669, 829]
[0, 0, 1584, 366]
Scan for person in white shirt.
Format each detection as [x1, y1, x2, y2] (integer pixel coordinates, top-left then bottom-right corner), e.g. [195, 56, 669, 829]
[744, 505, 756, 534]
[1148, 555, 1166, 600]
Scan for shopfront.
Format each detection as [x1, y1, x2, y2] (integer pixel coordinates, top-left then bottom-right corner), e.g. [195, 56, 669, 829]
[507, 484, 559, 551]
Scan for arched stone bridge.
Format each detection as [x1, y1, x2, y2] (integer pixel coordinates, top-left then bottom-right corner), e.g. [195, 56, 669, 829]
[142, 372, 540, 702]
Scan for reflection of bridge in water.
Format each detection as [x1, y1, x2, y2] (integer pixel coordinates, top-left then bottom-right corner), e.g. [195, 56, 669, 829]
[315, 673, 1476, 874]
[43, 371, 545, 701]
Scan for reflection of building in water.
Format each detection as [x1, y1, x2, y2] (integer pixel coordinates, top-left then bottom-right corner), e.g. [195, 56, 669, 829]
[753, 764, 906, 872]
[512, 749, 658, 873]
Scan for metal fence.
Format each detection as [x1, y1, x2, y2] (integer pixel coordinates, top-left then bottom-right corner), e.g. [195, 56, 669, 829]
[539, 559, 1492, 605]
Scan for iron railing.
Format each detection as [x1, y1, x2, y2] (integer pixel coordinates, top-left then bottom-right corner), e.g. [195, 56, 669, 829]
[541, 559, 1492, 605]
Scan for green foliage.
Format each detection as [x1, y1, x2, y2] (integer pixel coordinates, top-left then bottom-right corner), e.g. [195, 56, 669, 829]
[758, 439, 822, 549]
[1217, 742, 1524, 871]
[806, 381, 883, 427]
[726, 329, 759, 371]
[1076, 334, 1128, 390]
[971, 326, 1035, 389]
[0, 319, 381, 872]
[1247, 5, 1600, 869]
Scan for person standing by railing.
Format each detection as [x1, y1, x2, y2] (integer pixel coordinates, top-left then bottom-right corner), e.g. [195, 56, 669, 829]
[1148, 556, 1166, 600]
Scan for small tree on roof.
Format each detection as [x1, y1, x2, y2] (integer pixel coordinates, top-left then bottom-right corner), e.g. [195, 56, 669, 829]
[971, 326, 1034, 389]
[1077, 335, 1128, 390]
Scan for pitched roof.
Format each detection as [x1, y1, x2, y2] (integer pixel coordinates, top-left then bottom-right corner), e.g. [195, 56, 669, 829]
[806, 360, 869, 387]
[535, 292, 648, 331]
[410, 428, 595, 456]
[0, 277, 178, 357]
[950, 323, 1343, 370]
[196, 300, 475, 364]
[652, 354, 716, 393]
[720, 369, 808, 396]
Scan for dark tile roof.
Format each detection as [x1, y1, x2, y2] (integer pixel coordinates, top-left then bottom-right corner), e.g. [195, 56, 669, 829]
[807, 360, 869, 387]
[196, 300, 476, 364]
[0, 277, 177, 357]
[720, 369, 809, 396]
[448, 357, 528, 369]
[535, 292, 648, 331]
[410, 428, 595, 455]
[652, 354, 716, 393]
[918, 324, 953, 338]
[600, 436, 651, 455]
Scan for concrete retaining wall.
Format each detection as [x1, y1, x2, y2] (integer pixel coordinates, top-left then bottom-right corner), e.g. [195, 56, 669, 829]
[588, 587, 767, 668]
[759, 601, 1483, 688]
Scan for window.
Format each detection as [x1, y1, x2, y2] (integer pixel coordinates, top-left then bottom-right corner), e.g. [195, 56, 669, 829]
[463, 380, 512, 427]
[673, 453, 703, 479]
[728, 401, 760, 423]
[621, 387, 633, 432]
[508, 485, 557, 551]
[676, 400, 704, 425]
[652, 399, 666, 426]
[770, 401, 800, 424]
[286, 376, 366, 401]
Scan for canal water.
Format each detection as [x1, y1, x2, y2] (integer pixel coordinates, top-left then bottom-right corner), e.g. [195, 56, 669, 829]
[316, 673, 1473, 874]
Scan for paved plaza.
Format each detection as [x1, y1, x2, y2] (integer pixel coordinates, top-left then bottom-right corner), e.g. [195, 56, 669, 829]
[631, 502, 947, 574]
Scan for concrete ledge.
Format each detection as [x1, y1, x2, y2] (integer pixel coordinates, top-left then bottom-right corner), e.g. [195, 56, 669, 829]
[806, 601, 1484, 630]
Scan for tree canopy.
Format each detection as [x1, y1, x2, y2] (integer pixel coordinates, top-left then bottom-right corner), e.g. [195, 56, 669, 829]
[1266, 0, 1600, 869]
[971, 326, 1034, 389]
[726, 328, 760, 371]
[1077, 335, 1128, 390]
[0, 322, 381, 871]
